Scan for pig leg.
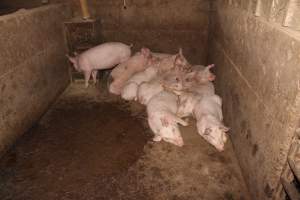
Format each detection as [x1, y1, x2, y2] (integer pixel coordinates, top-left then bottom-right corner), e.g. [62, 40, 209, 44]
[148, 116, 162, 142]
[138, 96, 146, 104]
[92, 70, 98, 84]
[166, 112, 189, 126]
[84, 70, 92, 88]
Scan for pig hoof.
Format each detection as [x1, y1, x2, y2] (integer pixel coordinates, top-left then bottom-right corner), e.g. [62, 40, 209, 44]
[183, 120, 189, 126]
[153, 136, 162, 142]
[177, 143, 184, 147]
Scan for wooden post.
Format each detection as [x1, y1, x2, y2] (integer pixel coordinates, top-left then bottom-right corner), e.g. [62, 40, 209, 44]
[79, 0, 91, 20]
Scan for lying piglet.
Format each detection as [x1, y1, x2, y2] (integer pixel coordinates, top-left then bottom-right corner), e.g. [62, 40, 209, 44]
[109, 48, 152, 95]
[194, 64, 216, 83]
[157, 48, 191, 74]
[121, 66, 158, 101]
[147, 91, 188, 146]
[151, 52, 171, 59]
[110, 47, 150, 79]
[137, 77, 164, 105]
[193, 94, 229, 151]
[177, 92, 203, 118]
[177, 65, 217, 118]
[182, 64, 216, 96]
[67, 42, 132, 88]
[161, 69, 185, 95]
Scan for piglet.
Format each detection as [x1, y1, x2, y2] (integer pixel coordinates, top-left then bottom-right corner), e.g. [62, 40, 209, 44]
[67, 42, 132, 88]
[121, 66, 158, 101]
[177, 92, 203, 118]
[157, 48, 191, 74]
[161, 69, 185, 94]
[193, 94, 229, 151]
[137, 77, 164, 105]
[109, 48, 152, 95]
[182, 64, 216, 96]
[110, 48, 150, 79]
[151, 52, 171, 59]
[147, 91, 188, 147]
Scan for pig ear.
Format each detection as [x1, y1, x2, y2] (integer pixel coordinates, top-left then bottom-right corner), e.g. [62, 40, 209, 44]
[206, 64, 215, 70]
[178, 48, 183, 56]
[66, 54, 76, 64]
[174, 54, 185, 66]
[208, 73, 216, 81]
[141, 47, 150, 56]
[186, 71, 197, 78]
[220, 125, 230, 132]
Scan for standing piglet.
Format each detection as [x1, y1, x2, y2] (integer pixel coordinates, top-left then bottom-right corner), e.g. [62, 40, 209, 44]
[121, 66, 158, 101]
[109, 48, 152, 95]
[193, 94, 229, 151]
[147, 91, 188, 147]
[67, 42, 132, 88]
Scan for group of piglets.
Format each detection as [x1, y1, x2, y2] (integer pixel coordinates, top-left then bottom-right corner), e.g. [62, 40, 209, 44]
[67, 42, 229, 151]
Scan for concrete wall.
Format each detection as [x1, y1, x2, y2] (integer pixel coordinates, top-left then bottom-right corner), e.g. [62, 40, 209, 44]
[0, 4, 71, 156]
[209, 1, 300, 199]
[0, 0, 210, 64]
[69, 0, 210, 64]
[87, 0, 210, 63]
[0, 0, 65, 9]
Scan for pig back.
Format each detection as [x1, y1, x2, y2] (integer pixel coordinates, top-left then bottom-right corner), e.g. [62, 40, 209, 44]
[79, 42, 131, 70]
[147, 91, 178, 115]
[194, 94, 223, 121]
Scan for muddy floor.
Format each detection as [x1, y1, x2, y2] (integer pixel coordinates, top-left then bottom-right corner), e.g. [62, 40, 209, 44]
[0, 81, 250, 200]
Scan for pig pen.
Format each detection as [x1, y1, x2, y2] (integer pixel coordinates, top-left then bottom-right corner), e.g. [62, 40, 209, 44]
[0, 1, 300, 200]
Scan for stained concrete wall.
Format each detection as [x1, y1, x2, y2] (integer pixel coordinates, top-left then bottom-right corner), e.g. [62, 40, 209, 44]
[66, 0, 210, 64]
[0, 0, 210, 64]
[96, 0, 210, 63]
[209, 1, 300, 199]
[0, 4, 71, 156]
[85, 0, 210, 63]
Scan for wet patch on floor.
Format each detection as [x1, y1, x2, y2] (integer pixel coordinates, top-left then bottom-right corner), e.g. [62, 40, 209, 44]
[0, 82, 250, 200]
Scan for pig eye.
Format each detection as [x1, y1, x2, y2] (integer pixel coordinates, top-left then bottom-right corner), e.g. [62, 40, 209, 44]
[204, 128, 212, 135]
[175, 77, 179, 82]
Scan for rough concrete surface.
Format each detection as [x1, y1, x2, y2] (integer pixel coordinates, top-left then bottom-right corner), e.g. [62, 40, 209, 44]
[68, 0, 210, 64]
[209, 1, 300, 199]
[0, 82, 250, 200]
[0, 4, 71, 156]
[94, 0, 210, 64]
[2, 1, 300, 199]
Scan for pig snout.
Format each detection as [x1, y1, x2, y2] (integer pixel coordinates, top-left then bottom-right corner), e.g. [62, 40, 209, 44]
[163, 136, 184, 147]
[175, 138, 184, 147]
[216, 145, 225, 152]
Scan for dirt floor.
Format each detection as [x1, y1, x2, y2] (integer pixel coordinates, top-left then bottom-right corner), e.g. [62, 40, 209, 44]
[0, 80, 250, 200]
